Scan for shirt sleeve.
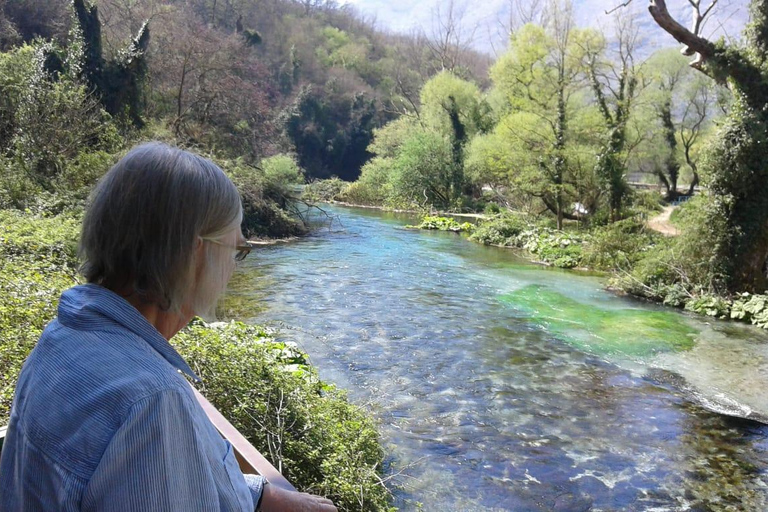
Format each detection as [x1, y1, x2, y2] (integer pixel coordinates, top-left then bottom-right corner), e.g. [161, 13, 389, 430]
[81, 388, 254, 512]
[243, 473, 266, 508]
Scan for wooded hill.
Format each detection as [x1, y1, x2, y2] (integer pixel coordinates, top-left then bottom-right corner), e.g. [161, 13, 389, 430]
[0, 0, 491, 182]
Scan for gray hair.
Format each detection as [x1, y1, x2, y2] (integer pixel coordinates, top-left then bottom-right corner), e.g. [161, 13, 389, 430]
[79, 142, 242, 312]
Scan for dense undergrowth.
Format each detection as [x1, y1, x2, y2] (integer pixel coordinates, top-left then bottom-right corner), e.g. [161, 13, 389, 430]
[0, 209, 393, 512]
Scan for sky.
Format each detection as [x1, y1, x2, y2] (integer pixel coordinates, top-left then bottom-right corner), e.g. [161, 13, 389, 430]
[339, 0, 750, 56]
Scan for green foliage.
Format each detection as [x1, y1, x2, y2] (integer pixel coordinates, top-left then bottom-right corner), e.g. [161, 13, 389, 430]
[71, 0, 150, 126]
[302, 177, 348, 203]
[420, 71, 489, 138]
[336, 157, 392, 206]
[469, 213, 528, 246]
[0, 210, 81, 422]
[685, 294, 731, 318]
[470, 213, 588, 268]
[582, 218, 659, 271]
[367, 117, 416, 160]
[223, 159, 308, 239]
[0, 41, 119, 210]
[463, 131, 517, 191]
[261, 153, 305, 192]
[629, 191, 664, 216]
[174, 321, 393, 512]
[731, 293, 768, 328]
[520, 228, 586, 268]
[389, 130, 456, 208]
[408, 216, 474, 233]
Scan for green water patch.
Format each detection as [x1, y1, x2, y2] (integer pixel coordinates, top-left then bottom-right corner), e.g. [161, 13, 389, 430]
[500, 285, 698, 357]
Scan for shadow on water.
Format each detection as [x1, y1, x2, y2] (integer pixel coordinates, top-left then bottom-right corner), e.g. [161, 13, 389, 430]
[224, 205, 768, 511]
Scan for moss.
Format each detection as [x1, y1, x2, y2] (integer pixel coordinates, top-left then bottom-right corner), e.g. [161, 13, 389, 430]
[500, 285, 697, 356]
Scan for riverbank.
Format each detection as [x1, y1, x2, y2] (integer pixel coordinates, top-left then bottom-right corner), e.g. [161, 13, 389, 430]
[0, 208, 393, 512]
[398, 209, 768, 332]
[329, 200, 487, 219]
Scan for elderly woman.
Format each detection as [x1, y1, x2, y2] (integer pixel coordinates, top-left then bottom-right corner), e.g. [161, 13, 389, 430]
[0, 143, 336, 512]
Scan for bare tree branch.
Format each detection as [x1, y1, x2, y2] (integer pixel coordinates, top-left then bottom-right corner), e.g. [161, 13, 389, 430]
[648, 0, 716, 58]
[606, 1, 633, 16]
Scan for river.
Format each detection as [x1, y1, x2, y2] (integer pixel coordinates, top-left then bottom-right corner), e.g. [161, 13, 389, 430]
[222, 205, 768, 511]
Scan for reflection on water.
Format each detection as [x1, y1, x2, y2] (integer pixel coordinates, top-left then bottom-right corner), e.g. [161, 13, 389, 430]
[225, 206, 768, 511]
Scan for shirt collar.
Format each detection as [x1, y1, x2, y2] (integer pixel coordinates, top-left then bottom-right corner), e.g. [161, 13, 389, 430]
[58, 284, 200, 382]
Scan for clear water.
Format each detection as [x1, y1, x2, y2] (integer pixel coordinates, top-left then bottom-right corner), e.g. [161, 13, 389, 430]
[221, 205, 768, 511]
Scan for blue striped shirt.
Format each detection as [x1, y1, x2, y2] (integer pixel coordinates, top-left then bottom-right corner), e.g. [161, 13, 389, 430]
[0, 284, 264, 511]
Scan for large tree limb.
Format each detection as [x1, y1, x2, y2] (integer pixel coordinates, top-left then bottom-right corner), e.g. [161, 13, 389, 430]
[648, 0, 716, 59]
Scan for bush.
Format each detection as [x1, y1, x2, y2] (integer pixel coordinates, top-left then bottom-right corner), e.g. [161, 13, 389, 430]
[261, 154, 304, 195]
[0, 210, 81, 421]
[469, 213, 528, 246]
[302, 177, 348, 203]
[408, 215, 474, 232]
[223, 159, 308, 239]
[336, 157, 392, 206]
[174, 321, 394, 512]
[582, 218, 659, 271]
[469, 213, 588, 268]
[629, 190, 664, 215]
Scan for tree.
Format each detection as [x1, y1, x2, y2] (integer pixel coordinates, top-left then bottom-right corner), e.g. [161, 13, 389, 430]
[619, 0, 768, 292]
[423, 0, 476, 74]
[490, 1, 598, 228]
[70, 0, 150, 126]
[419, 71, 491, 203]
[581, 12, 643, 222]
[150, 9, 275, 158]
[640, 48, 722, 200]
[390, 130, 456, 208]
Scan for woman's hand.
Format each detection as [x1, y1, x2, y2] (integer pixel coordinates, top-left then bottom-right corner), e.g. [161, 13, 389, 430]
[260, 483, 337, 512]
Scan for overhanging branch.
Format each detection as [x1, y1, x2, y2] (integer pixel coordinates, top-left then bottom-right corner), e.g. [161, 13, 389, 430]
[648, 0, 716, 59]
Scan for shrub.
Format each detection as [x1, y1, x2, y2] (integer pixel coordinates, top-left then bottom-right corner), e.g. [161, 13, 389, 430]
[302, 177, 348, 203]
[730, 293, 768, 328]
[469, 213, 528, 246]
[685, 294, 731, 318]
[408, 216, 474, 232]
[336, 157, 392, 206]
[174, 321, 394, 512]
[0, 210, 81, 421]
[261, 154, 304, 195]
[582, 218, 659, 271]
[223, 159, 308, 239]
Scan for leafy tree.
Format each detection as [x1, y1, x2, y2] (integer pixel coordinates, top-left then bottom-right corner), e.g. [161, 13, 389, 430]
[70, 0, 150, 126]
[581, 13, 642, 221]
[283, 84, 377, 181]
[419, 71, 490, 203]
[638, 48, 723, 200]
[389, 129, 455, 208]
[490, 3, 598, 228]
[4, 42, 117, 199]
[634, 0, 768, 293]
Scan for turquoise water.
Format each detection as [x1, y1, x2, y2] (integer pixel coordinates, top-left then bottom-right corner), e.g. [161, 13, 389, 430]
[224, 205, 768, 511]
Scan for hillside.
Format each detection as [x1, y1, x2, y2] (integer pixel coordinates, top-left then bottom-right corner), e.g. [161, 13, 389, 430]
[0, 0, 491, 181]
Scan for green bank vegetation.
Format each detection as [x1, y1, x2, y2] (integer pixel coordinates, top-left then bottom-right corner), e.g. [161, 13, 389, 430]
[322, 0, 768, 329]
[0, 209, 393, 512]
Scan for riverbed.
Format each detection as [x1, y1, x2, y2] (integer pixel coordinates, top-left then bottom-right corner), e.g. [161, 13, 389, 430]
[222, 205, 768, 511]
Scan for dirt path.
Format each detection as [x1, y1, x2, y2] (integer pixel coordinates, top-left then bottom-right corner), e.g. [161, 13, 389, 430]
[647, 205, 680, 236]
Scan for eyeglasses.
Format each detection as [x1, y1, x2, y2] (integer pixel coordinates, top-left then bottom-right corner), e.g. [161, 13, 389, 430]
[201, 237, 254, 261]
